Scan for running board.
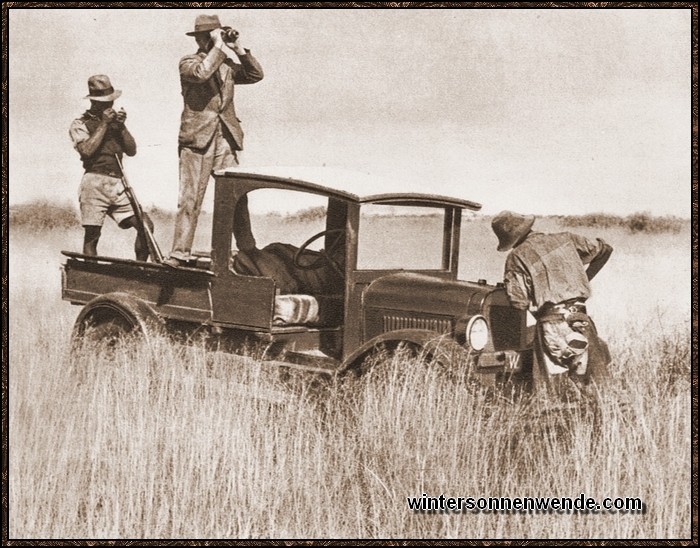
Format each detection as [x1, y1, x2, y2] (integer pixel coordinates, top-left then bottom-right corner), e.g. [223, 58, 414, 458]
[238, 354, 337, 377]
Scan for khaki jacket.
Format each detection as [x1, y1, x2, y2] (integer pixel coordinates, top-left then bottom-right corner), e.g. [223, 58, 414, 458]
[178, 47, 264, 150]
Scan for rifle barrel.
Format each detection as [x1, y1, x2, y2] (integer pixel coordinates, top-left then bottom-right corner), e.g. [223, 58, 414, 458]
[114, 155, 164, 263]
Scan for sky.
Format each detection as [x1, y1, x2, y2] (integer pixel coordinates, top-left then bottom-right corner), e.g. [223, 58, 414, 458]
[7, 7, 692, 216]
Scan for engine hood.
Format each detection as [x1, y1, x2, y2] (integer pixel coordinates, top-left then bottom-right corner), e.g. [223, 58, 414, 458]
[364, 272, 501, 318]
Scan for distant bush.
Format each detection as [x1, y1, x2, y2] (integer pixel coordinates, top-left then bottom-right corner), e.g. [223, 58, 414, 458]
[284, 206, 327, 224]
[145, 206, 175, 225]
[10, 200, 80, 230]
[11, 199, 688, 236]
[9, 200, 179, 231]
[556, 211, 687, 234]
[625, 212, 686, 234]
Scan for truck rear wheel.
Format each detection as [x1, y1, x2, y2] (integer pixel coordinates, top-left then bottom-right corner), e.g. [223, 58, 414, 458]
[70, 293, 162, 357]
[79, 311, 138, 350]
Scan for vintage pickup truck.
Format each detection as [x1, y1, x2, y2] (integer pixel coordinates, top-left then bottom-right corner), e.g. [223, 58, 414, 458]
[62, 167, 533, 387]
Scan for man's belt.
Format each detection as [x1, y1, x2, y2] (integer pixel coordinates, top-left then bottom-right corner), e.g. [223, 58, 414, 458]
[86, 169, 122, 178]
[536, 299, 588, 322]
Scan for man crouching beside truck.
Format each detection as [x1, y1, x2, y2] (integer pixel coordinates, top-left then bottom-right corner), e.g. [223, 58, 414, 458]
[491, 211, 613, 397]
[69, 74, 153, 261]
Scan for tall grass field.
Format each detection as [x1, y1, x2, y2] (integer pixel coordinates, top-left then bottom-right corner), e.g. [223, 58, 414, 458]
[8, 202, 692, 539]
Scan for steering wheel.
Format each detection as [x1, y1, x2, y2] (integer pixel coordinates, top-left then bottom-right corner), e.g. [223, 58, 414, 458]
[293, 229, 346, 277]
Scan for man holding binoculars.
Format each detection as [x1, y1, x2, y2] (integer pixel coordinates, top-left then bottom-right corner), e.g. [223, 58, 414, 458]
[166, 14, 264, 268]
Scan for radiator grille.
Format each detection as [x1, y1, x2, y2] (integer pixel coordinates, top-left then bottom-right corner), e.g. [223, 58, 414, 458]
[383, 315, 451, 333]
[488, 305, 523, 349]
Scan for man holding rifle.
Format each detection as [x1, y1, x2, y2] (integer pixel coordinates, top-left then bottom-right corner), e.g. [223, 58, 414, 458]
[69, 74, 153, 261]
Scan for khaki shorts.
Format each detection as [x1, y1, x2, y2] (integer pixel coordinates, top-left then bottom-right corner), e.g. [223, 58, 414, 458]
[79, 172, 134, 227]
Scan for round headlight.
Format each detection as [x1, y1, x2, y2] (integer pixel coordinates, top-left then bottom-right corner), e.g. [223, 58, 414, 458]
[466, 315, 489, 351]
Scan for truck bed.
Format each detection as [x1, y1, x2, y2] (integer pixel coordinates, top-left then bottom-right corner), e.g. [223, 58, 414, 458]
[61, 251, 215, 323]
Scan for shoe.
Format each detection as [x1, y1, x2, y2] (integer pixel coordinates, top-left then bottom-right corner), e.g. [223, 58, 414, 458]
[163, 257, 187, 268]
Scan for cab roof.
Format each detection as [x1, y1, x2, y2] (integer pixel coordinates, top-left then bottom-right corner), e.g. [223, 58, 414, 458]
[215, 166, 482, 211]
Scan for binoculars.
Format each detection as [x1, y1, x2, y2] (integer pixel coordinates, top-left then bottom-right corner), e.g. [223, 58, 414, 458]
[221, 27, 239, 42]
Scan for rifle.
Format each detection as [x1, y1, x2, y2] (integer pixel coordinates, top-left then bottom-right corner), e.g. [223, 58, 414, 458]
[114, 154, 164, 263]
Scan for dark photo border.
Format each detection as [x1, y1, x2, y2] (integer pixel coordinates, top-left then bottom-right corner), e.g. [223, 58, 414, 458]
[2, 2, 697, 546]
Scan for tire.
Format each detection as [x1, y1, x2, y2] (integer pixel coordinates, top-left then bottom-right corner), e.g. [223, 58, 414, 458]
[79, 312, 138, 351]
[70, 293, 162, 358]
[343, 341, 422, 377]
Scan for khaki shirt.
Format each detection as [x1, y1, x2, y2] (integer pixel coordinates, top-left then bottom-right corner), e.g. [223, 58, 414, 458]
[69, 111, 126, 176]
[503, 231, 607, 311]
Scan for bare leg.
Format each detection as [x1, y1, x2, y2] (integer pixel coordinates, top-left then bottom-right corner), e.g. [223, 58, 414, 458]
[214, 127, 256, 252]
[233, 194, 257, 251]
[119, 214, 154, 262]
[83, 225, 101, 256]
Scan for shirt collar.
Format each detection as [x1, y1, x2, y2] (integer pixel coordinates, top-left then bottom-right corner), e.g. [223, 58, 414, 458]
[514, 230, 538, 249]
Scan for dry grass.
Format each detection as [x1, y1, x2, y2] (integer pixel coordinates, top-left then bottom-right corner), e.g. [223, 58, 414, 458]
[7, 216, 692, 540]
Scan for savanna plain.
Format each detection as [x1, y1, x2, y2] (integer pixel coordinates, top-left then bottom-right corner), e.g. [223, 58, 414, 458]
[8, 203, 693, 539]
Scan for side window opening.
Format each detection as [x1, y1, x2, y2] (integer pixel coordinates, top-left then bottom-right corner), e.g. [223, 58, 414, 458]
[245, 189, 329, 251]
[230, 189, 346, 299]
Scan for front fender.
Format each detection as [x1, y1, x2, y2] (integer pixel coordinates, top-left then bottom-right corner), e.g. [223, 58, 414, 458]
[339, 329, 473, 374]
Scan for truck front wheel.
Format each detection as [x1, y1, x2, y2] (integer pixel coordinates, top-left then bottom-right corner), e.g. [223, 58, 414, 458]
[343, 341, 422, 377]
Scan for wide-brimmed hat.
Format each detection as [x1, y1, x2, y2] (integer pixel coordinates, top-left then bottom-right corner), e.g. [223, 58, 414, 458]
[84, 74, 121, 102]
[186, 14, 223, 36]
[491, 210, 535, 252]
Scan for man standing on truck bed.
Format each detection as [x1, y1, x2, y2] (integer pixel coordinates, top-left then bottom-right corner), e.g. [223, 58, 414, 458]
[164, 14, 264, 268]
[69, 74, 153, 261]
[491, 211, 613, 397]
